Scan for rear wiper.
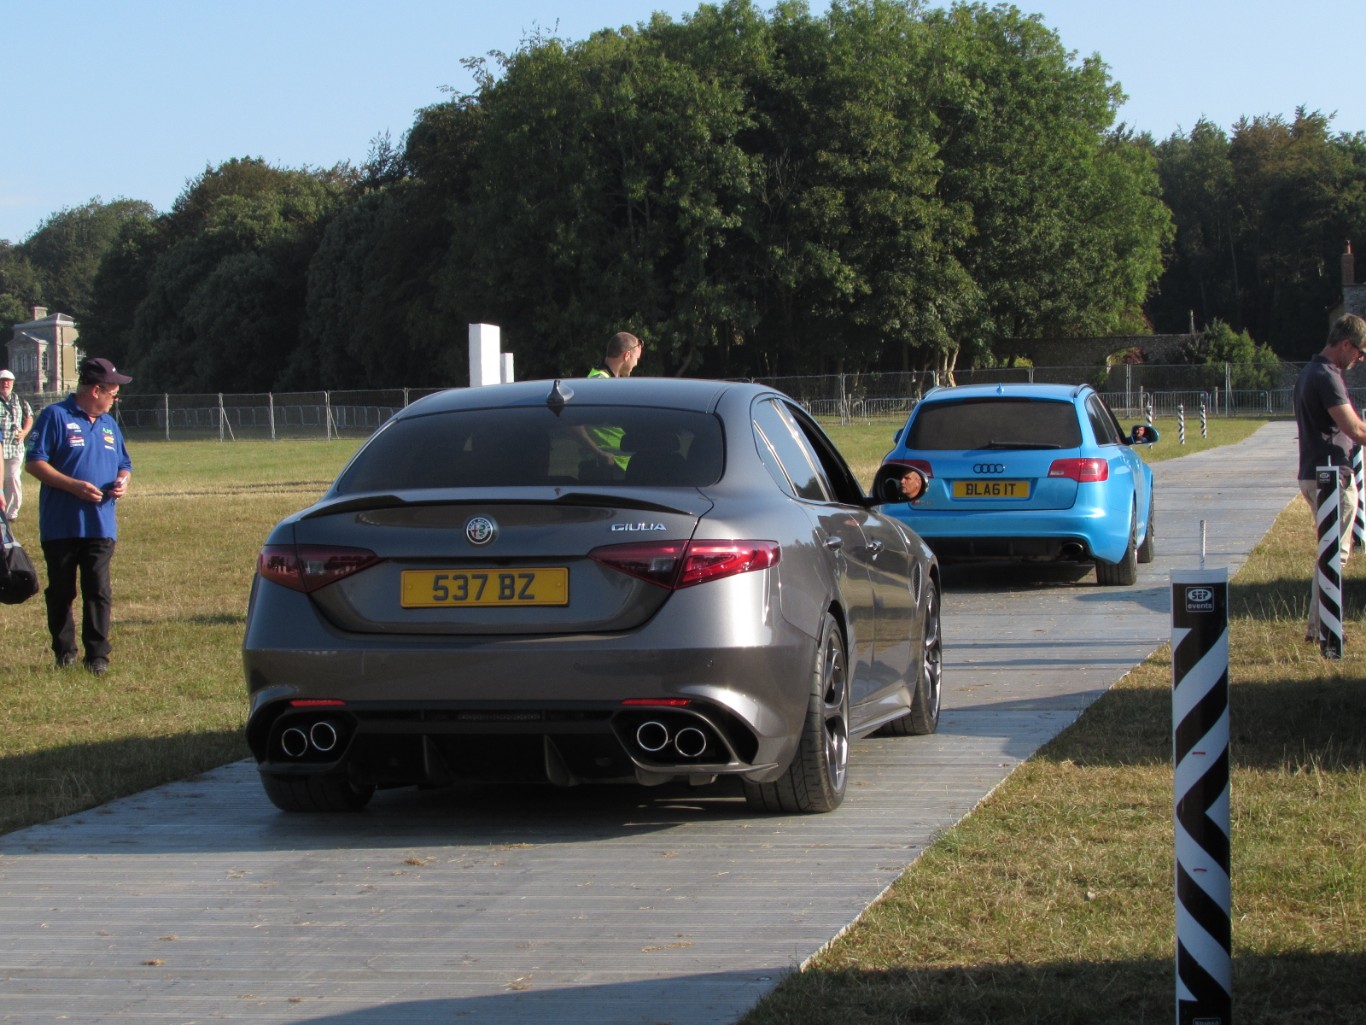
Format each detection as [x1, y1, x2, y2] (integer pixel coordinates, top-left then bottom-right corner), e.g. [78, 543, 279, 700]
[983, 440, 1063, 450]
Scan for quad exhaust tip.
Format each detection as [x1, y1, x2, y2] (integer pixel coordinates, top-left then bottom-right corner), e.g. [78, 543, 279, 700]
[634, 720, 711, 759]
[279, 718, 342, 758]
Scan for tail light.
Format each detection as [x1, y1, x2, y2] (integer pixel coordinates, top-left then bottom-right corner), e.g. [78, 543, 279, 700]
[1048, 458, 1109, 483]
[258, 544, 379, 593]
[590, 540, 780, 590]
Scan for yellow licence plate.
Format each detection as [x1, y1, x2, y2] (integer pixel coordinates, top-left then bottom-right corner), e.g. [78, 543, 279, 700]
[953, 479, 1030, 499]
[401, 568, 569, 607]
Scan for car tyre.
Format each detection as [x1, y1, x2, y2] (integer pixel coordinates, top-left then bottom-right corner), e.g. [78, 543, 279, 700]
[1137, 497, 1155, 564]
[878, 578, 942, 736]
[1095, 506, 1139, 585]
[743, 612, 849, 814]
[261, 772, 375, 813]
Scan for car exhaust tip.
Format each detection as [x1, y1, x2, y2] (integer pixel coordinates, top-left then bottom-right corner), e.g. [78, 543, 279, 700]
[280, 726, 309, 759]
[635, 721, 670, 753]
[673, 726, 708, 758]
[309, 720, 340, 753]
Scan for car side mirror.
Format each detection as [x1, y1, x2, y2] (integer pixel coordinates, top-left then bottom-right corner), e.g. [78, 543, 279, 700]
[872, 462, 928, 505]
[1129, 425, 1159, 445]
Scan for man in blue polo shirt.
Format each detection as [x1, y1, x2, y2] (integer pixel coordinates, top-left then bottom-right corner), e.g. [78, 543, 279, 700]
[25, 357, 133, 675]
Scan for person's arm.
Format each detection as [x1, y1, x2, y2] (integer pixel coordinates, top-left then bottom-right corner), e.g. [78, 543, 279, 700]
[108, 438, 132, 499]
[25, 459, 106, 503]
[1328, 402, 1366, 446]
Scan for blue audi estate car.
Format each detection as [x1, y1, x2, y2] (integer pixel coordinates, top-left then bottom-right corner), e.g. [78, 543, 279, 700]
[876, 383, 1158, 585]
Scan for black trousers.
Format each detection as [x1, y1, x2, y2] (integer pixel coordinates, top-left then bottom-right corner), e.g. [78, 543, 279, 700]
[41, 537, 116, 661]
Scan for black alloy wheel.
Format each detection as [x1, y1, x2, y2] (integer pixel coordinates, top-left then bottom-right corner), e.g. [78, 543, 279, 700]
[744, 612, 850, 813]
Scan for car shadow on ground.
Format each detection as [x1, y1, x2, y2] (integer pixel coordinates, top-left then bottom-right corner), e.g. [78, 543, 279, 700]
[0, 763, 767, 856]
[939, 558, 1098, 591]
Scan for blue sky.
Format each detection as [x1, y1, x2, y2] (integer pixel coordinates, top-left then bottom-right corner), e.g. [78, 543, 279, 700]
[3, 0, 1361, 244]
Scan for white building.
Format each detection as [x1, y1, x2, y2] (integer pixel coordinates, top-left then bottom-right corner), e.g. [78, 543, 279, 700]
[5, 305, 81, 395]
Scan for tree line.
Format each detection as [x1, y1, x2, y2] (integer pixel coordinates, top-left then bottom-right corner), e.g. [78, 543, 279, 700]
[1, 0, 1362, 393]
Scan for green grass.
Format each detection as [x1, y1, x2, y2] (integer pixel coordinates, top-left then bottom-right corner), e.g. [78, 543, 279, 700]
[3, 418, 1361, 1022]
[0, 439, 358, 834]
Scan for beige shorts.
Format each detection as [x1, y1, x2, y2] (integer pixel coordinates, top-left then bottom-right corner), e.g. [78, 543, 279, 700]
[1300, 477, 1359, 562]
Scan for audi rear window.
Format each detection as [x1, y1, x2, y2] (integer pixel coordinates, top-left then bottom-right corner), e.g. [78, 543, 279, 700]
[334, 406, 725, 493]
[906, 398, 1082, 451]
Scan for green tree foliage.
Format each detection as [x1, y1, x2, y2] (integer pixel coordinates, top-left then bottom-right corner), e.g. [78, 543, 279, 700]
[437, 11, 761, 378]
[84, 214, 161, 369]
[283, 109, 479, 388]
[287, 181, 458, 388]
[1153, 109, 1366, 358]
[412, 0, 1166, 381]
[926, 3, 1170, 366]
[1151, 119, 1238, 335]
[88, 159, 349, 391]
[19, 199, 156, 319]
[0, 243, 44, 327]
[0, 199, 154, 343]
[73, 0, 1174, 389]
[1177, 318, 1282, 390]
[733, 0, 975, 376]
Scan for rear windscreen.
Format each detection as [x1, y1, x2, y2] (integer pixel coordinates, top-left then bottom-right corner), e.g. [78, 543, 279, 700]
[906, 399, 1082, 450]
[334, 406, 725, 494]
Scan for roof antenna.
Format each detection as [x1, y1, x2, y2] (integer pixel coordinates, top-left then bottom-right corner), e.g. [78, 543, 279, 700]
[546, 379, 573, 415]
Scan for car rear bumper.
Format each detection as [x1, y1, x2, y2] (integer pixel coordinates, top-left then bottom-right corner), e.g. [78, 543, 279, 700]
[888, 505, 1129, 563]
[243, 585, 813, 788]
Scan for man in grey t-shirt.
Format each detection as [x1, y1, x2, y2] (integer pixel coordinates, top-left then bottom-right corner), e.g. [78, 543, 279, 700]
[1293, 313, 1366, 641]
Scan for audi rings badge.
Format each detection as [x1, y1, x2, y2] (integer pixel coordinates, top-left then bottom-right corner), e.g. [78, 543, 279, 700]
[972, 463, 1006, 474]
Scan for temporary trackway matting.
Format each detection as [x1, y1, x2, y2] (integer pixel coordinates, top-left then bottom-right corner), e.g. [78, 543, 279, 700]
[0, 423, 1299, 1025]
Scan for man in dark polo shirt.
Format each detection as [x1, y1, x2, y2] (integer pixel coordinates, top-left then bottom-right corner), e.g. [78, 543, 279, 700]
[1293, 313, 1366, 643]
[24, 358, 134, 675]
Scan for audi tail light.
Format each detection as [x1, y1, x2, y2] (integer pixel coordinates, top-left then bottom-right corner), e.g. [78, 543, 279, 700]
[258, 544, 380, 593]
[1047, 458, 1109, 483]
[590, 540, 781, 589]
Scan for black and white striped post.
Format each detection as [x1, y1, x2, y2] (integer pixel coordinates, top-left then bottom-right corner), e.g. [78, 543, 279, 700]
[1354, 438, 1366, 553]
[1317, 465, 1345, 658]
[1172, 566, 1231, 1025]
[1178, 404, 1186, 445]
[1147, 398, 1155, 430]
[1200, 399, 1208, 440]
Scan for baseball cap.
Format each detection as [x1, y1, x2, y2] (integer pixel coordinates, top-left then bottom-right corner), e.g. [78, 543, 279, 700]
[0, 369, 14, 380]
[78, 358, 132, 386]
